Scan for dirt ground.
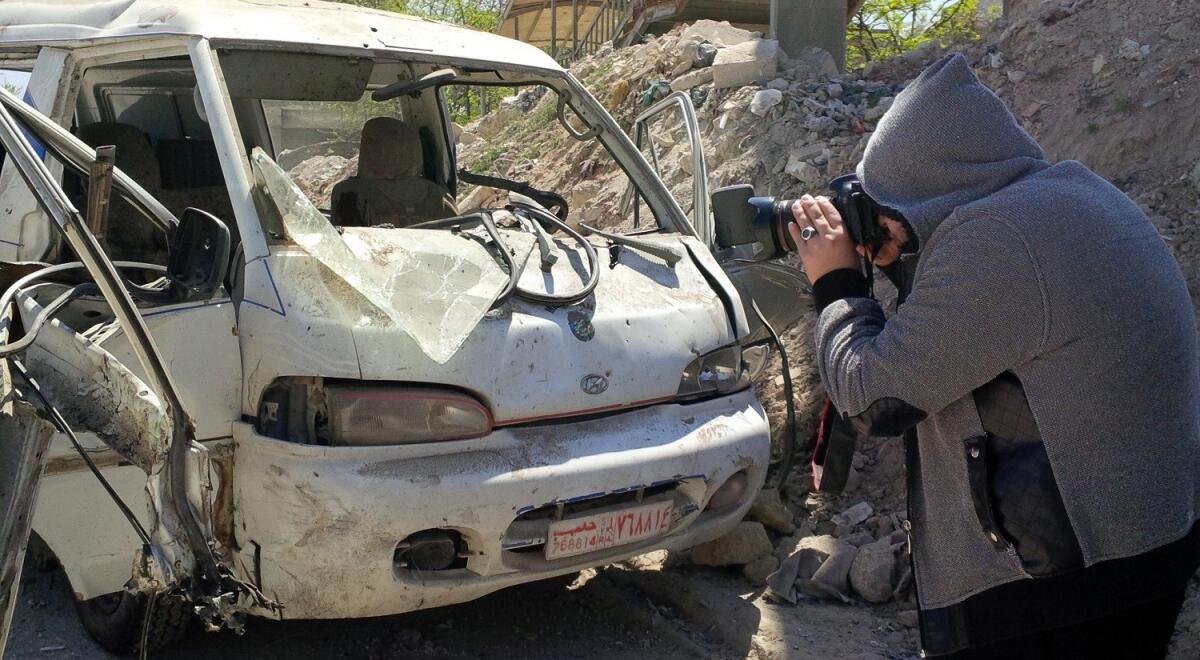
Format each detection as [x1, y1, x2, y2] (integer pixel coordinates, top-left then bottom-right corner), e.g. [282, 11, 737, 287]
[6, 551, 1196, 659]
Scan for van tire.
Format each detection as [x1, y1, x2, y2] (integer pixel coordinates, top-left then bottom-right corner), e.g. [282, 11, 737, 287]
[73, 590, 192, 655]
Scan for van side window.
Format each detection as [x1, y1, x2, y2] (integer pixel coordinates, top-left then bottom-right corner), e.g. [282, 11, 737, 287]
[0, 70, 31, 170]
[69, 56, 236, 264]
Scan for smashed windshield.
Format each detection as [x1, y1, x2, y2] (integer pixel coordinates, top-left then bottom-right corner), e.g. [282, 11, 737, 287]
[233, 49, 661, 236]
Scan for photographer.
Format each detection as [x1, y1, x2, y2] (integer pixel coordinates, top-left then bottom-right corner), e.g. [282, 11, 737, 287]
[790, 54, 1200, 658]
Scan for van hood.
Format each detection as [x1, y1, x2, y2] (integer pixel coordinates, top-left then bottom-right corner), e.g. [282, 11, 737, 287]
[247, 150, 743, 423]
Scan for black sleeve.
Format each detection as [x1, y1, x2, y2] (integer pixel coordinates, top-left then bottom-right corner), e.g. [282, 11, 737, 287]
[811, 268, 869, 314]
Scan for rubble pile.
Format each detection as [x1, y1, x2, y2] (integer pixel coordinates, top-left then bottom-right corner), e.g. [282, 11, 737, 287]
[453, 2, 1200, 645]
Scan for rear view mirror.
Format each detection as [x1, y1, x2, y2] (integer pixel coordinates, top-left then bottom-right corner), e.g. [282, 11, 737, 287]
[168, 207, 231, 302]
[712, 184, 785, 262]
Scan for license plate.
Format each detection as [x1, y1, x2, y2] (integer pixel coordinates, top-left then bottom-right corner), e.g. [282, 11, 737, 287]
[544, 500, 674, 560]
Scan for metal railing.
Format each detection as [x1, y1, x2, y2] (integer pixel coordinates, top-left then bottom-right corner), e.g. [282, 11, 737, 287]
[553, 0, 632, 66]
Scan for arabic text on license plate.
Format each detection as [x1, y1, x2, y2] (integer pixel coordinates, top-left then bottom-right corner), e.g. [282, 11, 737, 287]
[544, 500, 674, 561]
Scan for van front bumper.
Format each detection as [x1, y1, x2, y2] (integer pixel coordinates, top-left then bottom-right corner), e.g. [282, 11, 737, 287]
[231, 390, 770, 619]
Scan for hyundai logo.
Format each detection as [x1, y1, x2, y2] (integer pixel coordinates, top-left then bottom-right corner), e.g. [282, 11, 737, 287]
[580, 373, 609, 395]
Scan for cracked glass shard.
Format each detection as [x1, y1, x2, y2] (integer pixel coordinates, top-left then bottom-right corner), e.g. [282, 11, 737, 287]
[250, 148, 533, 363]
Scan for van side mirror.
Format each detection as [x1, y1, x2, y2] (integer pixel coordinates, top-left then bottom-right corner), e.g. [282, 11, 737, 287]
[711, 184, 785, 262]
[168, 207, 231, 302]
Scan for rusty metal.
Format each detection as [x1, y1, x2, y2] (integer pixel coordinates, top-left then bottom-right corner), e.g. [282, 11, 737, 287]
[0, 401, 55, 653]
[85, 145, 115, 248]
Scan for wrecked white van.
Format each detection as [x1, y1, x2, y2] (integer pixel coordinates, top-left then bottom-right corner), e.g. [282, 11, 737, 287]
[0, 0, 805, 653]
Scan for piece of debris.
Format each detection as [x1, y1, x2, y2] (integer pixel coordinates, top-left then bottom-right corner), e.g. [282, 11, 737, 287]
[679, 19, 758, 48]
[767, 534, 858, 603]
[849, 536, 899, 603]
[742, 554, 780, 585]
[670, 67, 714, 92]
[712, 39, 779, 89]
[748, 89, 783, 116]
[749, 487, 796, 533]
[690, 521, 773, 566]
[831, 501, 873, 527]
[1117, 38, 1147, 60]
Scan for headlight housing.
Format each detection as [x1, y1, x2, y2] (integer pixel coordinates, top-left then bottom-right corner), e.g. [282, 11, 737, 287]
[256, 378, 493, 446]
[677, 345, 751, 400]
[327, 385, 493, 446]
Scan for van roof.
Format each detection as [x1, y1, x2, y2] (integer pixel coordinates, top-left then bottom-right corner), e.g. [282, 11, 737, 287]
[0, 0, 562, 72]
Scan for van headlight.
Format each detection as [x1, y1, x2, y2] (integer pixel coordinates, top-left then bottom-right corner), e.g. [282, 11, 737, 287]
[677, 345, 750, 400]
[327, 385, 493, 446]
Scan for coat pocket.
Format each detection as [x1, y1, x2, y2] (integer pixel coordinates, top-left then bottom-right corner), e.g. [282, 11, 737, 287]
[970, 372, 1085, 576]
[963, 436, 1010, 551]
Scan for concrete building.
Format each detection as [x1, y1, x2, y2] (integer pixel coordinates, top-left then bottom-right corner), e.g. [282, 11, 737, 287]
[496, 0, 863, 70]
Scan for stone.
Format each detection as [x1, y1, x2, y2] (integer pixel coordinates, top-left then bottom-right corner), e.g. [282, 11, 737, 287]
[789, 142, 828, 162]
[670, 58, 692, 77]
[849, 537, 898, 603]
[794, 46, 840, 79]
[987, 51, 1004, 69]
[832, 501, 874, 527]
[670, 67, 714, 92]
[712, 39, 779, 89]
[749, 487, 795, 533]
[897, 609, 920, 628]
[1188, 161, 1200, 192]
[742, 554, 780, 585]
[1117, 38, 1145, 61]
[766, 77, 789, 90]
[864, 96, 893, 121]
[1165, 22, 1189, 41]
[749, 89, 784, 116]
[802, 115, 838, 135]
[785, 157, 822, 186]
[458, 130, 480, 147]
[1092, 54, 1107, 75]
[826, 82, 844, 99]
[694, 42, 719, 68]
[680, 20, 759, 48]
[1006, 69, 1027, 83]
[691, 521, 773, 566]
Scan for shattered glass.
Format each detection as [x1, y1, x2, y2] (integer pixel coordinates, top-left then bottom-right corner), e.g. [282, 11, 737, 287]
[250, 148, 534, 363]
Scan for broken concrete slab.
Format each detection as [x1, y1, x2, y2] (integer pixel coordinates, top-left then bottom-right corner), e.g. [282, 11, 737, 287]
[680, 19, 759, 48]
[691, 521, 773, 566]
[671, 68, 714, 92]
[712, 40, 779, 89]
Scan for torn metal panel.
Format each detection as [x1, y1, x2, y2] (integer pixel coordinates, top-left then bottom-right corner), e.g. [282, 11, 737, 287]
[0, 403, 56, 651]
[23, 310, 169, 472]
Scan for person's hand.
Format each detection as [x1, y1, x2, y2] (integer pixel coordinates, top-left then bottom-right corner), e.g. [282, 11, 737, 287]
[787, 194, 860, 281]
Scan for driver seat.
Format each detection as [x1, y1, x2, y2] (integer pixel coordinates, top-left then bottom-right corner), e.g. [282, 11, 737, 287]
[330, 117, 457, 227]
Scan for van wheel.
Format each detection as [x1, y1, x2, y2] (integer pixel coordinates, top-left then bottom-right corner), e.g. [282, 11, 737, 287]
[73, 590, 192, 655]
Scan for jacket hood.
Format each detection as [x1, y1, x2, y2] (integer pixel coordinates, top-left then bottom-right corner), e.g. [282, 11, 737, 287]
[856, 54, 1049, 249]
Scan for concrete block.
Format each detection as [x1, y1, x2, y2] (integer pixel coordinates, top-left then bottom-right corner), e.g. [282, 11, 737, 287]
[680, 19, 759, 48]
[670, 67, 714, 91]
[712, 40, 779, 89]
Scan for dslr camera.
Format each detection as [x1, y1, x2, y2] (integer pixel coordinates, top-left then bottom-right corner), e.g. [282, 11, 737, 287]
[712, 174, 887, 261]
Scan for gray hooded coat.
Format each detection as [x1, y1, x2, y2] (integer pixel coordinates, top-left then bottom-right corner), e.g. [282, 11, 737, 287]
[816, 54, 1200, 622]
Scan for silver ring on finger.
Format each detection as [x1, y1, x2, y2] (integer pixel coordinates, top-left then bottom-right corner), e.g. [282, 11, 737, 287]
[799, 226, 817, 241]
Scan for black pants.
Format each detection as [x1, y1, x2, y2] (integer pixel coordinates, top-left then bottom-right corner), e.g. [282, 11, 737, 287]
[941, 588, 1187, 660]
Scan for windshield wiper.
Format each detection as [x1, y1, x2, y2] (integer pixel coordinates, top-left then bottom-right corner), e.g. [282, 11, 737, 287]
[372, 68, 458, 101]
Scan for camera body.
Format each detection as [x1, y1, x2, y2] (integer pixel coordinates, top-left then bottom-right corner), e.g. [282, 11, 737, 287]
[749, 174, 887, 254]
